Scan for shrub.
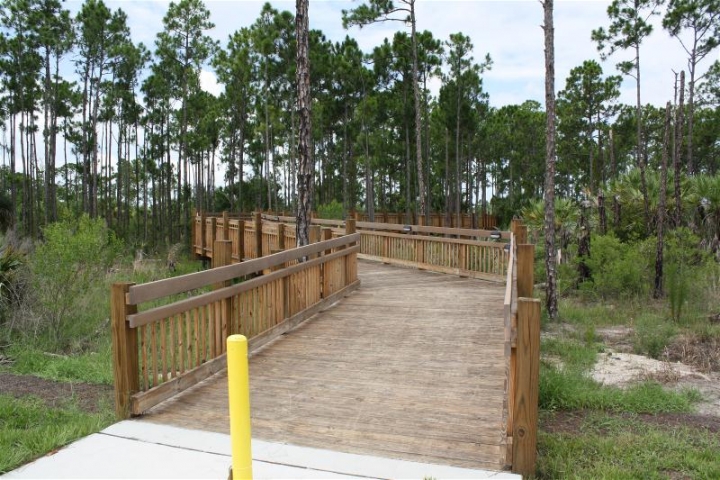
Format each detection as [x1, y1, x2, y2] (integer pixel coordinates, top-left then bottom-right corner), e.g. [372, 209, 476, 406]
[316, 200, 345, 220]
[633, 313, 677, 359]
[583, 234, 651, 298]
[25, 216, 121, 349]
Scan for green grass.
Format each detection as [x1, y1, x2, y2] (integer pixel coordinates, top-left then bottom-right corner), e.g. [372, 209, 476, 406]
[540, 365, 700, 413]
[0, 394, 114, 474]
[3, 342, 114, 385]
[537, 412, 720, 479]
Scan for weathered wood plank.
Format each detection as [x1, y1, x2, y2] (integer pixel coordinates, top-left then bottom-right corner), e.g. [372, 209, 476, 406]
[140, 262, 509, 471]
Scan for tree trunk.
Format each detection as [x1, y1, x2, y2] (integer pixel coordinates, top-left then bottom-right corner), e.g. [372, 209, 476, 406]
[687, 58, 696, 175]
[543, 0, 558, 319]
[674, 71, 685, 227]
[655, 102, 671, 299]
[295, 0, 312, 247]
[635, 44, 650, 234]
[409, 0, 426, 218]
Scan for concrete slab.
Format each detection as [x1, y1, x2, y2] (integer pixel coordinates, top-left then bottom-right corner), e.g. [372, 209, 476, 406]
[2, 421, 520, 480]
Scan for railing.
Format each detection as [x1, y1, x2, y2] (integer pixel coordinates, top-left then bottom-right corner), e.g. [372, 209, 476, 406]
[194, 212, 511, 282]
[357, 211, 497, 229]
[504, 220, 540, 477]
[112, 231, 360, 419]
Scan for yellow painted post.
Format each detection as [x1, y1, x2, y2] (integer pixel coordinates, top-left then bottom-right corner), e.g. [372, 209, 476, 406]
[227, 335, 253, 480]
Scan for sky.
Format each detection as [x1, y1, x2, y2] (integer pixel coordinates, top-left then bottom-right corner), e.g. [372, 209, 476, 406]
[73, 0, 720, 110]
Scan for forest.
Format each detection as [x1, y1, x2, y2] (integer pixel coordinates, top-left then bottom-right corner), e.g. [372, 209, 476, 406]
[0, 0, 715, 247]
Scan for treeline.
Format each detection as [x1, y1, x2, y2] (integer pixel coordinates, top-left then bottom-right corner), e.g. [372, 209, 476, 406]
[0, 0, 719, 247]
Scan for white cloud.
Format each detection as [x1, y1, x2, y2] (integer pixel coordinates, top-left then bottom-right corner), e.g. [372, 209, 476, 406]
[200, 69, 223, 97]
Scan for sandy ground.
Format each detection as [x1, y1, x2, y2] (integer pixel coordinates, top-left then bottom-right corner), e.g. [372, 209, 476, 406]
[595, 325, 720, 417]
[543, 324, 720, 418]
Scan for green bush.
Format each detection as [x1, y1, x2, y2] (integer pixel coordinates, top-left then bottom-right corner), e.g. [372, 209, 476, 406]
[583, 234, 651, 298]
[316, 200, 345, 220]
[26, 216, 121, 349]
[633, 313, 676, 359]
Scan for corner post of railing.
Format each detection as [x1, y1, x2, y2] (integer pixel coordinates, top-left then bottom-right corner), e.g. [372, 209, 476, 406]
[512, 297, 541, 477]
[277, 223, 286, 252]
[254, 212, 262, 260]
[227, 335, 253, 480]
[199, 211, 207, 256]
[236, 220, 245, 262]
[223, 211, 230, 240]
[517, 244, 535, 299]
[111, 282, 138, 419]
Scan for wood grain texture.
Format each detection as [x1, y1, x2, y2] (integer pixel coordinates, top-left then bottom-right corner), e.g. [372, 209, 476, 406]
[140, 261, 509, 471]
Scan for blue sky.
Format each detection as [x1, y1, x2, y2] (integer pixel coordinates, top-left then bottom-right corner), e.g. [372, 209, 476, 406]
[68, 0, 720, 107]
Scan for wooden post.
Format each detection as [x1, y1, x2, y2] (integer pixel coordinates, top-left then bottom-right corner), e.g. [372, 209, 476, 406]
[236, 220, 245, 262]
[254, 212, 262, 259]
[517, 244, 535, 298]
[208, 217, 217, 260]
[213, 240, 233, 346]
[512, 298, 541, 477]
[321, 228, 332, 298]
[415, 217, 425, 265]
[511, 219, 528, 245]
[199, 211, 206, 256]
[223, 211, 230, 241]
[111, 282, 139, 419]
[345, 218, 356, 235]
[277, 223, 286, 251]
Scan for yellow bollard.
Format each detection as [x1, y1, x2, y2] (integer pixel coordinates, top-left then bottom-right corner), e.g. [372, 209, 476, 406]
[227, 335, 253, 480]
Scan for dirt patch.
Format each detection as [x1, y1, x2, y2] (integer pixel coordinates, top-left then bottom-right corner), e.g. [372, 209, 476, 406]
[542, 409, 720, 436]
[591, 349, 720, 418]
[596, 325, 635, 353]
[0, 372, 112, 413]
[592, 350, 705, 386]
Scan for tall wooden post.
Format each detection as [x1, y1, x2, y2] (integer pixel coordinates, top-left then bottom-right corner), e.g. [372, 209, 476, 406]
[199, 211, 207, 256]
[111, 282, 138, 419]
[213, 240, 233, 347]
[236, 220, 245, 262]
[511, 218, 528, 245]
[512, 297, 541, 477]
[208, 217, 217, 259]
[321, 228, 333, 298]
[223, 211, 230, 240]
[254, 212, 262, 259]
[517, 244, 535, 298]
[277, 223, 286, 251]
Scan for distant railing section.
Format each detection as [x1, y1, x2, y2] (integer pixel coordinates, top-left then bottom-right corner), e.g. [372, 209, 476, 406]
[112, 228, 360, 419]
[194, 212, 510, 282]
[357, 211, 497, 229]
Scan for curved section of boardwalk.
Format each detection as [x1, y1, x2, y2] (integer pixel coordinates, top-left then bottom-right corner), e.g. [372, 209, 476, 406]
[140, 260, 508, 470]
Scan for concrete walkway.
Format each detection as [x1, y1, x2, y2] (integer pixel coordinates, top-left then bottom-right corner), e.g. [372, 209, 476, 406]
[2, 421, 519, 479]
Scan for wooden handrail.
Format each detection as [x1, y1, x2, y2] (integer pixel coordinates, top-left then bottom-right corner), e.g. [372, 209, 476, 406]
[112, 228, 361, 419]
[131, 234, 359, 305]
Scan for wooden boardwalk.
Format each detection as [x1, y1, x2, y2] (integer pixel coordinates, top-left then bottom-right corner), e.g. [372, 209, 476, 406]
[139, 260, 508, 470]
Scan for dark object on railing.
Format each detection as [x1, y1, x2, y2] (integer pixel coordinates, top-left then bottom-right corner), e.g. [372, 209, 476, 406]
[402, 225, 412, 233]
[490, 230, 502, 241]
